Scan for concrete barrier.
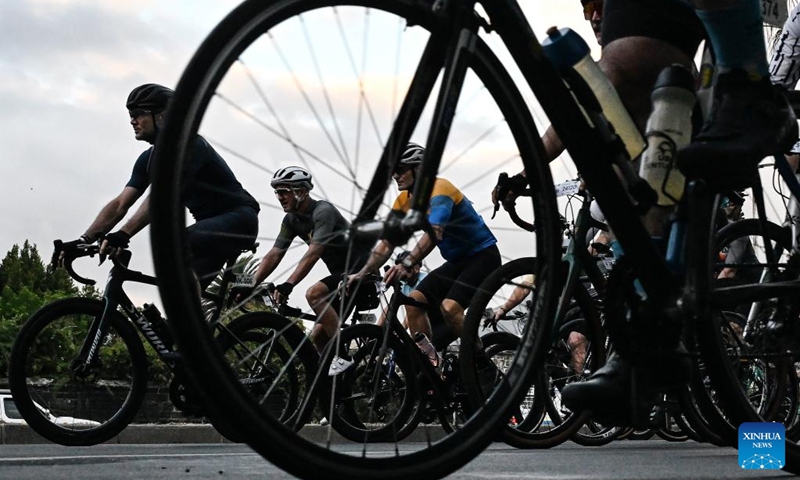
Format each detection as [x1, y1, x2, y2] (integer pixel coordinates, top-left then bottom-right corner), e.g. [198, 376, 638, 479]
[0, 423, 449, 445]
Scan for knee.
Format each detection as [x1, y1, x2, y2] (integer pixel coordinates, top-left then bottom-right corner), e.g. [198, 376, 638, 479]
[306, 283, 329, 307]
[567, 331, 587, 350]
[440, 299, 464, 323]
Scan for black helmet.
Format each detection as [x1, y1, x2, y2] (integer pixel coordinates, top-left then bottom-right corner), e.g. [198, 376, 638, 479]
[126, 83, 174, 112]
[723, 190, 747, 207]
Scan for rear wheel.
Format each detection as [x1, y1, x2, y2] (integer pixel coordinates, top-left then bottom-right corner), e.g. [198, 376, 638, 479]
[216, 311, 319, 434]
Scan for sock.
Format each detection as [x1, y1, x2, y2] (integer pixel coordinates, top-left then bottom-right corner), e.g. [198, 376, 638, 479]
[696, 0, 768, 78]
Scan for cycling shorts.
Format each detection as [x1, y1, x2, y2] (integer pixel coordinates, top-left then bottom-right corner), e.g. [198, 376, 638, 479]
[414, 244, 501, 312]
[186, 205, 259, 289]
[317, 273, 380, 317]
[602, 0, 706, 58]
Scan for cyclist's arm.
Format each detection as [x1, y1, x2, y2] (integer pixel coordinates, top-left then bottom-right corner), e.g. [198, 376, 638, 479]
[82, 186, 143, 241]
[285, 242, 325, 285]
[408, 230, 436, 261]
[116, 192, 151, 237]
[384, 233, 435, 286]
[493, 125, 565, 205]
[253, 246, 288, 284]
[358, 239, 394, 276]
[497, 281, 533, 315]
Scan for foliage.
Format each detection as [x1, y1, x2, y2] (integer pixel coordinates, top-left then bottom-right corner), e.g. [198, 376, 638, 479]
[0, 241, 98, 378]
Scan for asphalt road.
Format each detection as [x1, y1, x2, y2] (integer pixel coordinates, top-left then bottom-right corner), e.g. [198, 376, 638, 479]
[0, 440, 792, 479]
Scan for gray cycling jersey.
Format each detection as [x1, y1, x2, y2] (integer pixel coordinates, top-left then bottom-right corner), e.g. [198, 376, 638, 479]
[274, 199, 369, 273]
[770, 4, 800, 90]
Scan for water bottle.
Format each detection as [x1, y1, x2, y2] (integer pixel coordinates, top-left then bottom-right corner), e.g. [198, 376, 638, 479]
[542, 27, 646, 161]
[413, 332, 442, 371]
[638, 65, 696, 205]
[142, 303, 173, 347]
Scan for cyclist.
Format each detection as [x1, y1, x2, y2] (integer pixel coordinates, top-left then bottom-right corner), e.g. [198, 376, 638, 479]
[248, 166, 373, 351]
[62, 83, 259, 290]
[716, 191, 757, 282]
[347, 143, 501, 358]
[377, 250, 428, 328]
[493, 0, 607, 207]
[562, 0, 798, 423]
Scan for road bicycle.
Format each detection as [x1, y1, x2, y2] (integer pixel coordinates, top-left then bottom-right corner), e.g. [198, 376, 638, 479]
[147, 0, 800, 477]
[475, 178, 753, 448]
[7, 241, 255, 446]
[219, 271, 521, 443]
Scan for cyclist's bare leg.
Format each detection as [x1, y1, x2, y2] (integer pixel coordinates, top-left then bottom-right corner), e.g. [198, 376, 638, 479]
[600, 37, 697, 236]
[567, 331, 589, 374]
[306, 282, 339, 351]
[441, 299, 465, 338]
[405, 290, 433, 340]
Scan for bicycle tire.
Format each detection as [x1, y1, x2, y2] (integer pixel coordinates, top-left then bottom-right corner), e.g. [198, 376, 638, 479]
[8, 298, 148, 446]
[216, 311, 319, 432]
[461, 257, 607, 449]
[320, 323, 421, 442]
[699, 217, 800, 471]
[149, 0, 560, 477]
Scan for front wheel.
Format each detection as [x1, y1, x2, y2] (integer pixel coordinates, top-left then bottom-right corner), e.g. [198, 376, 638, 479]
[8, 298, 148, 446]
[150, 0, 560, 477]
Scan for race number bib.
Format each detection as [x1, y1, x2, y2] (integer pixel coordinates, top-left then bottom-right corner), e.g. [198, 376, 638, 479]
[554, 180, 581, 197]
[762, 0, 788, 28]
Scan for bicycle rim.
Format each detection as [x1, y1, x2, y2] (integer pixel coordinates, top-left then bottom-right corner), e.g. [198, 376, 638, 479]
[150, 0, 559, 477]
[8, 298, 147, 446]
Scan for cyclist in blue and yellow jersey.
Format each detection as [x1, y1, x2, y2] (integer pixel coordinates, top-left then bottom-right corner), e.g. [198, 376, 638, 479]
[61, 83, 259, 290]
[347, 143, 500, 356]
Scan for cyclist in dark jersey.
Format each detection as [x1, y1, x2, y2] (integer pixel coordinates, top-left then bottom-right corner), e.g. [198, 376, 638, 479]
[249, 166, 372, 351]
[63, 83, 259, 289]
[347, 143, 500, 351]
[562, 0, 798, 423]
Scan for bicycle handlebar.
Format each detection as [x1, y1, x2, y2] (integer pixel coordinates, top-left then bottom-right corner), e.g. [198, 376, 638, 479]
[49, 239, 134, 286]
[49, 240, 100, 285]
[492, 172, 535, 232]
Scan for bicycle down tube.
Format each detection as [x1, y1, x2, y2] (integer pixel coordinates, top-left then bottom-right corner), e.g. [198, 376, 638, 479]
[477, 0, 679, 304]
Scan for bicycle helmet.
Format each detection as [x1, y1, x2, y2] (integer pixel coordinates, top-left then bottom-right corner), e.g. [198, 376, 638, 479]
[720, 190, 747, 208]
[399, 143, 425, 167]
[126, 84, 174, 112]
[271, 166, 314, 190]
[727, 190, 747, 206]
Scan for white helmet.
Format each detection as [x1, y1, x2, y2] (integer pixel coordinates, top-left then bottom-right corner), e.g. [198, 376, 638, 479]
[271, 166, 313, 190]
[399, 143, 425, 167]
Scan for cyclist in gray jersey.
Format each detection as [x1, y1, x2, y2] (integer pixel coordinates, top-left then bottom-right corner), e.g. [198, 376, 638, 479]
[250, 166, 371, 351]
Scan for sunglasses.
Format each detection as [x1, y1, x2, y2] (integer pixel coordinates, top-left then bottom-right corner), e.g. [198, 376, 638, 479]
[128, 109, 152, 119]
[393, 165, 413, 176]
[274, 188, 294, 196]
[583, 0, 603, 20]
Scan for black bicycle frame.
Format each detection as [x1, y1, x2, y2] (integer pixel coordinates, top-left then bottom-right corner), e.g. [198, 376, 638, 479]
[77, 253, 173, 369]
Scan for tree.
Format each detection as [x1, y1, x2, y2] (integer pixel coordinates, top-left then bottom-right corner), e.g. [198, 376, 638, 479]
[0, 241, 95, 378]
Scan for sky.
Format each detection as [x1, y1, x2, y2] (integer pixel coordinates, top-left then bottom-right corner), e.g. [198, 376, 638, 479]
[0, 0, 603, 310]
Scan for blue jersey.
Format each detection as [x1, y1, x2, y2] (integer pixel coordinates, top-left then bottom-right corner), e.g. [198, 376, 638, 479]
[392, 178, 496, 261]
